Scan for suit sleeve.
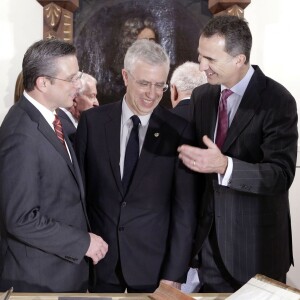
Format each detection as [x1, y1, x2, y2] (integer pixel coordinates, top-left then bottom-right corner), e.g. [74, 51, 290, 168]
[0, 132, 90, 264]
[229, 90, 298, 195]
[161, 122, 200, 282]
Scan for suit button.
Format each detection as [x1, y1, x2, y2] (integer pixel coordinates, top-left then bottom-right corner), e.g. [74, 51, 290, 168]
[119, 226, 124, 232]
[121, 201, 127, 207]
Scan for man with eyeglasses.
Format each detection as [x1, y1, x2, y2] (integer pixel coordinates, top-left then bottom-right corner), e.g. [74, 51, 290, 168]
[0, 39, 108, 292]
[75, 39, 198, 293]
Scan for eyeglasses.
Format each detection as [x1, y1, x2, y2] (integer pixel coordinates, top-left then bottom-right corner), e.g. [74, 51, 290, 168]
[44, 71, 83, 85]
[127, 70, 168, 92]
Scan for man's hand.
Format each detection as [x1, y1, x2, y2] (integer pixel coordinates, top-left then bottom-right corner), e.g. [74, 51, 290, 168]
[178, 135, 228, 174]
[160, 279, 181, 290]
[85, 232, 108, 265]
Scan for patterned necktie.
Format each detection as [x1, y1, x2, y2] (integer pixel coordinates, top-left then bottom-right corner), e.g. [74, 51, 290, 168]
[215, 89, 233, 149]
[122, 115, 141, 192]
[53, 114, 67, 151]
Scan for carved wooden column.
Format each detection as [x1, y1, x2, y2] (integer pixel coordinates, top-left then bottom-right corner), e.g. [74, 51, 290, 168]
[37, 0, 79, 43]
[208, 0, 251, 18]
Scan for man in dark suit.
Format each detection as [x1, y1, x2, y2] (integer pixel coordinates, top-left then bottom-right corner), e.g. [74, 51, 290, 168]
[170, 61, 207, 121]
[75, 39, 198, 293]
[0, 39, 108, 292]
[178, 15, 298, 292]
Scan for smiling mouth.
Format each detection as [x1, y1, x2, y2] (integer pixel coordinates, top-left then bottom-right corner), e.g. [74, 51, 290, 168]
[143, 98, 154, 104]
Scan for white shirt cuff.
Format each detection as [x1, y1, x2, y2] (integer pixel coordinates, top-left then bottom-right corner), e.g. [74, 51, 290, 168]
[218, 156, 233, 186]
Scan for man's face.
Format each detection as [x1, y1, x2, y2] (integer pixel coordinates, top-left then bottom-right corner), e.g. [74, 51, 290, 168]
[197, 34, 238, 88]
[46, 55, 81, 110]
[122, 60, 169, 116]
[75, 81, 99, 113]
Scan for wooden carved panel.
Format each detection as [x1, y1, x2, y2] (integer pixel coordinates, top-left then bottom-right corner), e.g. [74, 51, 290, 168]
[208, 0, 251, 17]
[37, 0, 79, 43]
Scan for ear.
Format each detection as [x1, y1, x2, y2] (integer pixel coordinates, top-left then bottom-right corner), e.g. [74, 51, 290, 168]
[235, 54, 247, 67]
[170, 84, 179, 108]
[36, 76, 47, 91]
[172, 84, 179, 102]
[122, 69, 129, 86]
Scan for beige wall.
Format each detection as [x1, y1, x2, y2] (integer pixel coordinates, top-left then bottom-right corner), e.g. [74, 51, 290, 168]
[244, 0, 300, 289]
[0, 0, 299, 289]
[0, 0, 42, 121]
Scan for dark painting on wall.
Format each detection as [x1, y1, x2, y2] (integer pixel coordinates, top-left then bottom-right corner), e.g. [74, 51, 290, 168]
[74, 0, 212, 107]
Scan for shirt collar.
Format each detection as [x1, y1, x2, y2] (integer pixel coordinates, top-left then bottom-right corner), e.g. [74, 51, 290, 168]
[121, 97, 151, 126]
[221, 65, 255, 97]
[24, 91, 56, 126]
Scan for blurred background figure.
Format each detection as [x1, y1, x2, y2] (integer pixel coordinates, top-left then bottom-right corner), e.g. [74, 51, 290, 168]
[116, 17, 158, 72]
[57, 72, 99, 143]
[14, 71, 24, 103]
[170, 61, 207, 120]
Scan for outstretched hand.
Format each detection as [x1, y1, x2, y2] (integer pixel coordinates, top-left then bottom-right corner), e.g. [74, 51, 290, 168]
[178, 135, 228, 174]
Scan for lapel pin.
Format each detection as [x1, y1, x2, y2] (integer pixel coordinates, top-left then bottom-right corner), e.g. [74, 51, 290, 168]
[154, 132, 160, 137]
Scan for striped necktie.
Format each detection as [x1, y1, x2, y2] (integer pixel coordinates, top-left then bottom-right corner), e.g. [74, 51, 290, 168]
[53, 114, 67, 151]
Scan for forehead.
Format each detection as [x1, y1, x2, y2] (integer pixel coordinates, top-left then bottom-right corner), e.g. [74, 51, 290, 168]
[132, 60, 169, 80]
[198, 34, 226, 55]
[55, 55, 79, 74]
[137, 28, 156, 40]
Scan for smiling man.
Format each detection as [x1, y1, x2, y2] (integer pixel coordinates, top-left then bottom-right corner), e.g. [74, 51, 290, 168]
[75, 39, 198, 293]
[178, 15, 298, 292]
[0, 39, 108, 292]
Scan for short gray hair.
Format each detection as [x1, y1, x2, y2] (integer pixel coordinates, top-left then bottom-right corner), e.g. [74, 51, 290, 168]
[78, 73, 97, 95]
[170, 61, 207, 91]
[124, 39, 170, 73]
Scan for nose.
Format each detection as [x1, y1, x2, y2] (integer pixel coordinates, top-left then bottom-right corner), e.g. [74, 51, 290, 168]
[93, 98, 99, 106]
[146, 84, 157, 99]
[199, 58, 209, 72]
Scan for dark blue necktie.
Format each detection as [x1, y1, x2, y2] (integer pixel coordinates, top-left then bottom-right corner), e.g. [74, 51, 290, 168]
[122, 115, 141, 191]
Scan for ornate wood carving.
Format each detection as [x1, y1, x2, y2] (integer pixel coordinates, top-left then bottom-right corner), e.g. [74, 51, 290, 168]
[208, 0, 251, 17]
[37, 1, 251, 44]
[37, 0, 79, 43]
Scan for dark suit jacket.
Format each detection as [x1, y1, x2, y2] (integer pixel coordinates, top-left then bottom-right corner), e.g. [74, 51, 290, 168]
[171, 99, 190, 121]
[190, 65, 298, 283]
[75, 101, 198, 287]
[0, 96, 90, 292]
[56, 108, 77, 145]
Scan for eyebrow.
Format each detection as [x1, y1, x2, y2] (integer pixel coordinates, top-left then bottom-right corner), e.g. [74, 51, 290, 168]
[198, 52, 216, 62]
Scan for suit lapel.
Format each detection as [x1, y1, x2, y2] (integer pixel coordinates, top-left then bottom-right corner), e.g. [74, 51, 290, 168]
[105, 102, 124, 196]
[19, 97, 75, 175]
[66, 135, 90, 228]
[223, 67, 264, 151]
[197, 85, 220, 145]
[57, 108, 76, 130]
